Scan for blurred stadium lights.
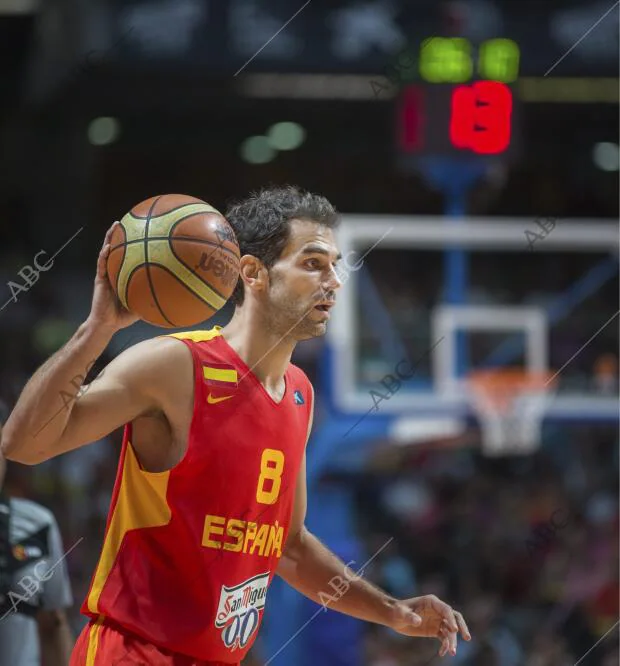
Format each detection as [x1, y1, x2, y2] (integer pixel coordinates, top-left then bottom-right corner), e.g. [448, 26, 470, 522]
[517, 77, 620, 103]
[388, 417, 466, 445]
[238, 73, 620, 103]
[240, 124, 306, 164]
[266, 122, 306, 151]
[240, 135, 276, 164]
[238, 74, 384, 100]
[87, 117, 121, 146]
[592, 142, 620, 171]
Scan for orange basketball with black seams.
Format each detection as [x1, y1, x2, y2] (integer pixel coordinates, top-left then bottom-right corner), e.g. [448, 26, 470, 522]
[106, 194, 241, 328]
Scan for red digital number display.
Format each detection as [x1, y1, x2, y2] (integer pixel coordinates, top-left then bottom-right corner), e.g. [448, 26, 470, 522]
[397, 86, 426, 152]
[449, 81, 513, 154]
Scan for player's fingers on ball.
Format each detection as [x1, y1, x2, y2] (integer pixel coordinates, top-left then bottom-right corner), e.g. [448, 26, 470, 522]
[455, 611, 471, 640]
[100, 223, 119, 263]
[97, 241, 113, 276]
[103, 221, 118, 248]
[99, 238, 110, 259]
[98, 236, 111, 269]
[96, 247, 108, 278]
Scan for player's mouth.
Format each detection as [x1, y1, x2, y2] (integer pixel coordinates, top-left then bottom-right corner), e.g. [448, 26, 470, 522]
[313, 301, 335, 319]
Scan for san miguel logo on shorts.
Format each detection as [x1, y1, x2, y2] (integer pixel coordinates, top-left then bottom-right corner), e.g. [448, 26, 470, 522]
[215, 572, 269, 651]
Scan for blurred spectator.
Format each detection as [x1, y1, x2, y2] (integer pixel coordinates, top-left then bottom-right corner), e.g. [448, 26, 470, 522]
[0, 406, 74, 666]
[593, 353, 619, 395]
[451, 595, 522, 666]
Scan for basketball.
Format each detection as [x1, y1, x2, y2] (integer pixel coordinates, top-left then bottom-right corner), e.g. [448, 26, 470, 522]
[106, 194, 241, 328]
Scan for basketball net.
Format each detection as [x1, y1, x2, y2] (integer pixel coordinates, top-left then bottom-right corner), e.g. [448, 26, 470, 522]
[467, 369, 556, 456]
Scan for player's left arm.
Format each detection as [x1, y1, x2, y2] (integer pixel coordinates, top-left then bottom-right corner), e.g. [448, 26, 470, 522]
[276, 392, 471, 658]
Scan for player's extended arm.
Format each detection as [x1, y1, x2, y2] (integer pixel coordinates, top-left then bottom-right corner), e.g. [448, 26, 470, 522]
[277, 487, 469, 657]
[1, 222, 189, 465]
[277, 390, 405, 626]
[276, 453, 408, 627]
[0, 332, 189, 465]
[276, 400, 470, 657]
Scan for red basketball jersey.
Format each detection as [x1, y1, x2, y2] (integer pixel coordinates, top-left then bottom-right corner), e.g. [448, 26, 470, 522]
[82, 327, 312, 662]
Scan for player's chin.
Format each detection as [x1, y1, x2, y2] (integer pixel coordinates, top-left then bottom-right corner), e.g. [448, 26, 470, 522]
[296, 319, 328, 340]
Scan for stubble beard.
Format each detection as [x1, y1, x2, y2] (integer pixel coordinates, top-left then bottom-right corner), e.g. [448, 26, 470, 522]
[266, 294, 324, 342]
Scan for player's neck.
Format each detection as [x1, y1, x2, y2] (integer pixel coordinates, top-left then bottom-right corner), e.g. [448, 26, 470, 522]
[220, 308, 295, 394]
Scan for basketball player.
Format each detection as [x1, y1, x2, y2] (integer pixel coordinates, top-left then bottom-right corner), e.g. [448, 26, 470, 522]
[2, 186, 470, 665]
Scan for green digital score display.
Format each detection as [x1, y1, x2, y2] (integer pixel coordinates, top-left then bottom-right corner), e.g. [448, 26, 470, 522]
[418, 37, 520, 83]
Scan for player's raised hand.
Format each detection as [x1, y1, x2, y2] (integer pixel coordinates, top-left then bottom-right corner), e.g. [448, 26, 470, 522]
[388, 595, 470, 657]
[88, 222, 139, 332]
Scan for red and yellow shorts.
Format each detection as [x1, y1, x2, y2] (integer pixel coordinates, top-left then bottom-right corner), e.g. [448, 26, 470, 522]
[70, 618, 238, 666]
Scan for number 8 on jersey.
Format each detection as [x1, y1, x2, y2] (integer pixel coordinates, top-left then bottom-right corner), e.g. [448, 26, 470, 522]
[256, 449, 285, 505]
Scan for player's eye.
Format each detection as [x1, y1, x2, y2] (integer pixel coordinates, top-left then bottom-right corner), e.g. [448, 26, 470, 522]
[305, 258, 321, 269]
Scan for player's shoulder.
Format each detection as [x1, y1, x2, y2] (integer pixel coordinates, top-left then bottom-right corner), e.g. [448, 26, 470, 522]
[118, 327, 222, 366]
[287, 362, 310, 383]
[110, 333, 194, 374]
[163, 327, 229, 366]
[165, 326, 223, 345]
[10, 497, 57, 530]
[102, 334, 196, 397]
[287, 363, 314, 403]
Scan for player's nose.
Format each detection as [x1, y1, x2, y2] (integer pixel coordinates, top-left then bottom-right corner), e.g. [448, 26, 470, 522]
[325, 265, 343, 291]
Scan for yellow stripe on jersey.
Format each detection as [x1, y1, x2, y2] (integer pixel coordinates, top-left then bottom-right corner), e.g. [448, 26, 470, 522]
[167, 327, 238, 383]
[202, 366, 238, 383]
[85, 617, 104, 666]
[86, 443, 172, 614]
[167, 327, 222, 343]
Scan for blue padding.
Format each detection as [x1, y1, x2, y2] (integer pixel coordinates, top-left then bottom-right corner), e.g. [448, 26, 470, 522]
[307, 415, 392, 487]
[262, 460, 367, 666]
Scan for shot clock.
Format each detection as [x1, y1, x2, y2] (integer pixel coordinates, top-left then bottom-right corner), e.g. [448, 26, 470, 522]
[392, 37, 521, 161]
[418, 38, 520, 84]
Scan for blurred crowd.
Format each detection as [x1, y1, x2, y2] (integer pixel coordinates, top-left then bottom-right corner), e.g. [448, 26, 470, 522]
[355, 426, 619, 665]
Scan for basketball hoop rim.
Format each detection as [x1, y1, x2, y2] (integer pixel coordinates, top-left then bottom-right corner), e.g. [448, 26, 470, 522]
[467, 368, 557, 412]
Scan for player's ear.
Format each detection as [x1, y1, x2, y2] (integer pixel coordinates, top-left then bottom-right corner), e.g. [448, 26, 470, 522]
[239, 255, 268, 296]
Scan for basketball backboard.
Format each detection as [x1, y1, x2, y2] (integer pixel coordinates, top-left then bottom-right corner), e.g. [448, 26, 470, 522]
[325, 217, 618, 428]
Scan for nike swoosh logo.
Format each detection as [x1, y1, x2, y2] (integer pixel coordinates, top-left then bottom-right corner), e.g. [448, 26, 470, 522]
[207, 393, 234, 404]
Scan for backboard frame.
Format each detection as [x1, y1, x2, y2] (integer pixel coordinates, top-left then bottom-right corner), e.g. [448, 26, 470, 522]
[327, 217, 618, 421]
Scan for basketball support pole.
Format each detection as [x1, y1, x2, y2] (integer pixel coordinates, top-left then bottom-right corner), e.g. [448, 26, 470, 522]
[416, 157, 490, 378]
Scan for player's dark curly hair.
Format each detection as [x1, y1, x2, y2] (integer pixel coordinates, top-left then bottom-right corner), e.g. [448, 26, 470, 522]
[225, 185, 340, 306]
